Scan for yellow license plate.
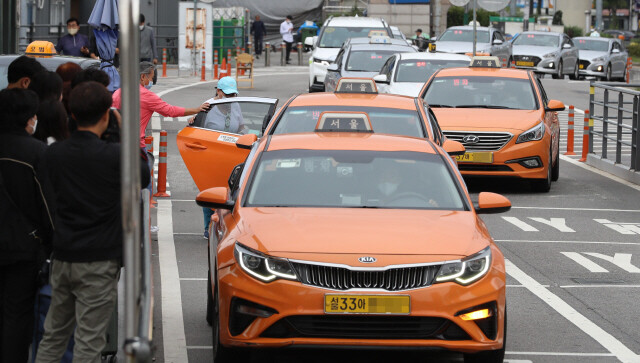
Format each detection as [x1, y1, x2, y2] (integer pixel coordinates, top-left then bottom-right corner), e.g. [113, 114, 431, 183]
[516, 61, 534, 67]
[455, 152, 494, 163]
[579, 64, 584, 69]
[324, 295, 410, 314]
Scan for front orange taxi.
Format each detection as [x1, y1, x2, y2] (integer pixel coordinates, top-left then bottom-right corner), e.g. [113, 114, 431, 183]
[419, 60, 565, 192]
[195, 117, 512, 362]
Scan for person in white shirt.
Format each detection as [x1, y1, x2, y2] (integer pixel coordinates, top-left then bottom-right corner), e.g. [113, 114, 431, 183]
[280, 15, 294, 64]
[590, 28, 601, 37]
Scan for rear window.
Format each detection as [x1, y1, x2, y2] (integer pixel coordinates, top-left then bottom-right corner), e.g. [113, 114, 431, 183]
[346, 50, 397, 72]
[319, 26, 387, 48]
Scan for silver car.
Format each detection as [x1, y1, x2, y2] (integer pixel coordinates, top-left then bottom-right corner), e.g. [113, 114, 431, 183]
[324, 36, 417, 92]
[434, 26, 511, 63]
[511, 31, 579, 79]
[573, 37, 629, 81]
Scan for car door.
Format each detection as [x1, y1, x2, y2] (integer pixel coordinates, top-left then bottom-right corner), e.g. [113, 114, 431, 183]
[562, 36, 578, 72]
[176, 97, 278, 191]
[612, 41, 625, 76]
[377, 55, 396, 93]
[491, 31, 509, 62]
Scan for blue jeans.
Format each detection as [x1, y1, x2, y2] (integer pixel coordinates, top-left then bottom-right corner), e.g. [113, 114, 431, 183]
[203, 208, 213, 232]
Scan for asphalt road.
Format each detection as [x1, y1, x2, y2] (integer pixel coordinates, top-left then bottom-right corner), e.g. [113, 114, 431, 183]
[146, 70, 640, 363]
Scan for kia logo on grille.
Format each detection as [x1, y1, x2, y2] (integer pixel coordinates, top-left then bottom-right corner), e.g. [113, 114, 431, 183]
[358, 256, 377, 263]
[462, 135, 480, 144]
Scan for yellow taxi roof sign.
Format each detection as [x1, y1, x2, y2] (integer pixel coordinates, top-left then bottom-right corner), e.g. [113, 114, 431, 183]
[469, 56, 501, 68]
[335, 77, 378, 94]
[26, 41, 57, 57]
[428, 43, 436, 52]
[368, 30, 388, 38]
[315, 112, 373, 133]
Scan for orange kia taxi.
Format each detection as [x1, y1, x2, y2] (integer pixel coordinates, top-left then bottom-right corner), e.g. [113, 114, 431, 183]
[419, 57, 566, 192]
[183, 112, 512, 362]
[176, 78, 456, 193]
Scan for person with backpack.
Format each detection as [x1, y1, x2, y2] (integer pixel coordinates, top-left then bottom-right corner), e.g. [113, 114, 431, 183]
[0, 88, 53, 362]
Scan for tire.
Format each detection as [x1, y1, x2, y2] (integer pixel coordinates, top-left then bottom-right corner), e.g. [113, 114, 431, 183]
[211, 275, 234, 363]
[551, 139, 560, 182]
[606, 63, 612, 81]
[464, 307, 507, 363]
[552, 60, 563, 79]
[206, 271, 213, 326]
[569, 63, 579, 80]
[531, 151, 552, 193]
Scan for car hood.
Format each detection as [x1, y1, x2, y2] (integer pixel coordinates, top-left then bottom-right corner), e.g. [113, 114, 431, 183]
[235, 208, 489, 258]
[512, 45, 557, 56]
[432, 108, 541, 132]
[312, 47, 339, 62]
[579, 50, 607, 61]
[435, 41, 490, 54]
[387, 82, 423, 97]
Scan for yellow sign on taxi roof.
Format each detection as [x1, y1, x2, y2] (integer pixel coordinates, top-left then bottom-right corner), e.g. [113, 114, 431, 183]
[469, 56, 501, 68]
[315, 112, 373, 133]
[368, 30, 387, 38]
[26, 41, 57, 57]
[335, 77, 378, 94]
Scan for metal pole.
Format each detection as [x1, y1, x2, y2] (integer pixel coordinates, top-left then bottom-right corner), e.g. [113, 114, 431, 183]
[280, 42, 285, 66]
[193, 0, 198, 76]
[585, 10, 591, 34]
[596, 0, 603, 31]
[119, 0, 141, 361]
[472, 0, 477, 56]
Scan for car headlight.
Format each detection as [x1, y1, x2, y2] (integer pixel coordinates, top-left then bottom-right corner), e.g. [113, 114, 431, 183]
[435, 247, 491, 285]
[312, 58, 330, 66]
[543, 52, 558, 58]
[234, 243, 298, 282]
[516, 121, 545, 143]
[592, 56, 605, 63]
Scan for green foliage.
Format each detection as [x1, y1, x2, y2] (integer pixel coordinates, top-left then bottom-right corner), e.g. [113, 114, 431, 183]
[564, 26, 583, 38]
[447, 6, 499, 27]
[627, 42, 640, 57]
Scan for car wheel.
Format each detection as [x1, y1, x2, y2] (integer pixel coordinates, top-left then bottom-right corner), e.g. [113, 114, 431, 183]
[211, 275, 236, 363]
[606, 63, 612, 81]
[463, 306, 507, 363]
[552, 60, 563, 79]
[532, 151, 552, 192]
[569, 63, 579, 80]
[206, 271, 213, 326]
[551, 139, 560, 182]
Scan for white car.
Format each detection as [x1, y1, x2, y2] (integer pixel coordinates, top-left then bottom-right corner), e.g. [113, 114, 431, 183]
[305, 16, 391, 92]
[374, 52, 471, 97]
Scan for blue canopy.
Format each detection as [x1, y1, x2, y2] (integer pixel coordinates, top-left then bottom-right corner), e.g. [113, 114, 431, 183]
[88, 0, 120, 92]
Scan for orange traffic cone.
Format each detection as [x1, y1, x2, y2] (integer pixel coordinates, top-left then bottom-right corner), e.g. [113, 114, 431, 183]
[219, 57, 227, 77]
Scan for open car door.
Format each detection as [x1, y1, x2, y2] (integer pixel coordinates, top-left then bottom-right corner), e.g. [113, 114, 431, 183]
[177, 97, 278, 191]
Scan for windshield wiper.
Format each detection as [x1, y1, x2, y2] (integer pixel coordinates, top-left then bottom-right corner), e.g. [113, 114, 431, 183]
[428, 104, 454, 108]
[454, 105, 517, 109]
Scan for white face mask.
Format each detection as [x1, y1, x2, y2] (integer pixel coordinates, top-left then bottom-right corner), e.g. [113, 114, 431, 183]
[139, 25, 145, 30]
[29, 119, 38, 135]
[378, 182, 398, 196]
[68, 28, 78, 35]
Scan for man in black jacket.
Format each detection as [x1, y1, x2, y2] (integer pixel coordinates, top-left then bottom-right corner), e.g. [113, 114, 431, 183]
[0, 88, 53, 362]
[35, 82, 150, 362]
[251, 15, 267, 58]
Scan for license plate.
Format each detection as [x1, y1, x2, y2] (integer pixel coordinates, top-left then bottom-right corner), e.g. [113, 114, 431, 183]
[455, 152, 494, 163]
[516, 61, 534, 67]
[324, 295, 410, 314]
[579, 64, 584, 69]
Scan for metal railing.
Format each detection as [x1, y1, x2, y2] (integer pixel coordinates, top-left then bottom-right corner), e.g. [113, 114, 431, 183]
[588, 81, 640, 172]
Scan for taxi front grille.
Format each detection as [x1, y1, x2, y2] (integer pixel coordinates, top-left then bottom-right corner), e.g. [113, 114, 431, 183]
[443, 131, 513, 151]
[513, 55, 541, 66]
[290, 262, 439, 291]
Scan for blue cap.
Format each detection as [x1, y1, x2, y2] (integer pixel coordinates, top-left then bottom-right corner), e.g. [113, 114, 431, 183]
[216, 76, 238, 95]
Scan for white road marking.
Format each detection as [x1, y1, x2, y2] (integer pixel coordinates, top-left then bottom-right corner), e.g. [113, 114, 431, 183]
[583, 252, 640, 273]
[496, 239, 639, 246]
[506, 351, 613, 357]
[529, 217, 575, 232]
[560, 155, 640, 192]
[179, 277, 207, 281]
[561, 252, 609, 272]
[506, 259, 639, 363]
[502, 217, 539, 231]
[186, 346, 213, 349]
[511, 206, 640, 213]
[561, 285, 640, 288]
[157, 200, 189, 362]
[152, 115, 161, 130]
[595, 219, 640, 235]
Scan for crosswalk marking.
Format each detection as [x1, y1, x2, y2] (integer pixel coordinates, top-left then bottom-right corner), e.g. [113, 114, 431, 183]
[583, 252, 640, 273]
[502, 216, 539, 231]
[528, 217, 575, 232]
[594, 219, 640, 235]
[561, 252, 609, 272]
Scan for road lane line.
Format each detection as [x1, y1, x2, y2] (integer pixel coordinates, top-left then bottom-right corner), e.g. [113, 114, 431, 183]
[506, 351, 614, 356]
[561, 285, 640, 288]
[560, 252, 609, 272]
[560, 155, 640, 192]
[511, 206, 640, 213]
[502, 217, 539, 231]
[186, 346, 213, 349]
[179, 278, 207, 281]
[529, 217, 575, 232]
[157, 200, 189, 362]
[505, 259, 639, 363]
[496, 239, 639, 246]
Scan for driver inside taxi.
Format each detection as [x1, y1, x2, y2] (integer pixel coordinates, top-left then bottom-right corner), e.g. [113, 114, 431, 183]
[373, 163, 439, 207]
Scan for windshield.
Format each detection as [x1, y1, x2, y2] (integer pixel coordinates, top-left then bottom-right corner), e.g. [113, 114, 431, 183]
[513, 33, 559, 47]
[424, 76, 537, 110]
[246, 150, 465, 209]
[438, 29, 490, 43]
[272, 106, 425, 137]
[346, 50, 397, 72]
[395, 59, 469, 82]
[319, 27, 388, 48]
[575, 39, 609, 52]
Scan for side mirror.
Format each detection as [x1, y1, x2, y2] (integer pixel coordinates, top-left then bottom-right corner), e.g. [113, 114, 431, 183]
[228, 163, 244, 190]
[373, 74, 389, 84]
[236, 133, 257, 150]
[475, 192, 511, 214]
[196, 187, 234, 210]
[611, 48, 620, 54]
[442, 139, 466, 156]
[562, 43, 572, 49]
[492, 39, 503, 45]
[545, 99, 565, 112]
[327, 63, 339, 72]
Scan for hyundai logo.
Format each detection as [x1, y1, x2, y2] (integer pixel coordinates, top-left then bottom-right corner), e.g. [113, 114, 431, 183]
[462, 135, 480, 144]
[358, 256, 377, 263]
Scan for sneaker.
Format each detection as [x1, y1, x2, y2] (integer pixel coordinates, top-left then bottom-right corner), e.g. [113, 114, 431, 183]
[203, 230, 209, 239]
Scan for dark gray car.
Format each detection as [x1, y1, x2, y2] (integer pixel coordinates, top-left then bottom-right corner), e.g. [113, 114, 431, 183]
[511, 31, 579, 79]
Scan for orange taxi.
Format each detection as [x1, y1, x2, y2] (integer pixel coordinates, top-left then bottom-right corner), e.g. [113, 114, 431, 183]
[186, 113, 512, 362]
[419, 57, 565, 192]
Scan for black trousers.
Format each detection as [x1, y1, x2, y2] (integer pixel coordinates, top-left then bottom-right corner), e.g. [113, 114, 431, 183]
[141, 57, 158, 84]
[0, 261, 39, 363]
[254, 36, 263, 55]
[285, 41, 293, 62]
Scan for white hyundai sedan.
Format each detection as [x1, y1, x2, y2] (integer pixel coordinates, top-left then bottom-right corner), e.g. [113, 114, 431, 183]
[374, 52, 471, 97]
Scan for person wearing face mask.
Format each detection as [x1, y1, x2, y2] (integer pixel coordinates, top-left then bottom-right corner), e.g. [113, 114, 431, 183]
[139, 14, 159, 84]
[0, 88, 54, 363]
[280, 15, 294, 64]
[374, 162, 439, 207]
[55, 18, 91, 57]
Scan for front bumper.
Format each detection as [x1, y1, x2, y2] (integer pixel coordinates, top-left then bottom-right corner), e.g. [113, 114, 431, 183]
[513, 56, 558, 74]
[309, 60, 328, 86]
[215, 245, 506, 354]
[579, 62, 606, 77]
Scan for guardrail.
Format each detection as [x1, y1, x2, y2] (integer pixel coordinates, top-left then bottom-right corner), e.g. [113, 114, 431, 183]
[588, 81, 640, 183]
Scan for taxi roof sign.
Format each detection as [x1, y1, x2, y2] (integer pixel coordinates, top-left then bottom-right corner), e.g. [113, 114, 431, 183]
[315, 112, 373, 133]
[369, 35, 392, 44]
[428, 43, 436, 52]
[469, 56, 501, 68]
[335, 77, 378, 94]
[368, 30, 388, 38]
[26, 41, 57, 57]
